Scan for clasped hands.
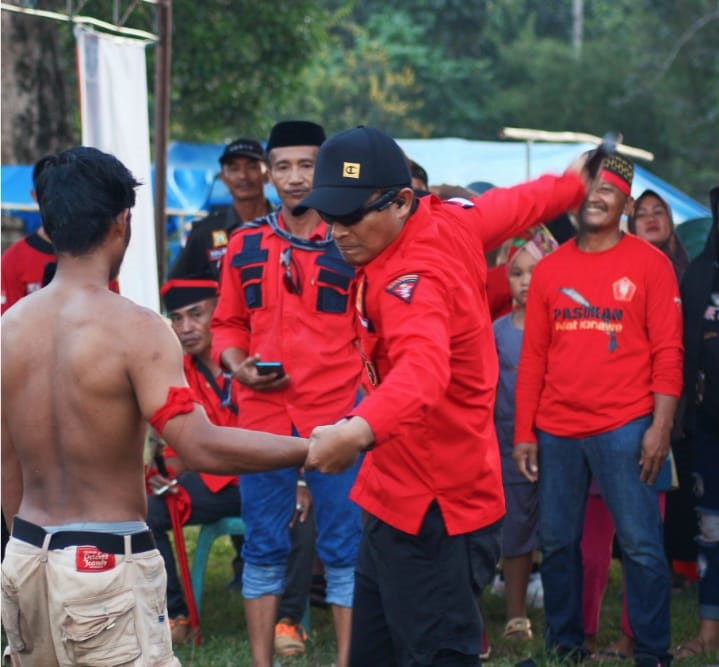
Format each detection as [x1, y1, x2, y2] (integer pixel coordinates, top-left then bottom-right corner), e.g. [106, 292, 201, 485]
[304, 416, 374, 474]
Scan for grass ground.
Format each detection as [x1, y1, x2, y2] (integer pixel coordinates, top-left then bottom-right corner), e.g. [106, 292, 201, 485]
[0, 527, 710, 666]
[172, 527, 713, 667]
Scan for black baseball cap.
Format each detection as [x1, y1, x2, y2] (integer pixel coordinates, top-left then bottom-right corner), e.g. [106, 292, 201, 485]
[293, 126, 411, 217]
[219, 138, 265, 165]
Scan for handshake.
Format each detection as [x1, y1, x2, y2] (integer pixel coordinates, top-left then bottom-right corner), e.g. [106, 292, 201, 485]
[303, 416, 374, 474]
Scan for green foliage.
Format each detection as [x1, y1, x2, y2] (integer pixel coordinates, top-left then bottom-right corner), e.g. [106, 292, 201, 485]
[168, 0, 327, 142]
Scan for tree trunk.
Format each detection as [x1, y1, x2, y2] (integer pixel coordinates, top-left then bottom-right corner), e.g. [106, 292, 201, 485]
[1, 10, 77, 165]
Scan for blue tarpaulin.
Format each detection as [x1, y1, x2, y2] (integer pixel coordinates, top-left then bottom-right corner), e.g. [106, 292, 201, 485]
[3, 139, 710, 234]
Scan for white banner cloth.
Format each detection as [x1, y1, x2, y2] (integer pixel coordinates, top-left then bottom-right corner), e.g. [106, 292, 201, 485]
[75, 26, 159, 311]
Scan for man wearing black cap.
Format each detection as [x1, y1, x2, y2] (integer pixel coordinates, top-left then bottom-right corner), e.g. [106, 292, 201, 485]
[146, 277, 243, 643]
[168, 138, 274, 281]
[212, 121, 363, 667]
[513, 155, 681, 667]
[297, 125, 590, 666]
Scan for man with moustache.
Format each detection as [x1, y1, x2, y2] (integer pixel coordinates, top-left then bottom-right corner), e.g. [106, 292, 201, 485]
[212, 121, 362, 667]
[513, 155, 682, 667]
[169, 138, 274, 280]
[296, 125, 590, 667]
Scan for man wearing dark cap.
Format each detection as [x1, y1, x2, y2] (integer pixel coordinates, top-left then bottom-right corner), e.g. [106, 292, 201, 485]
[514, 154, 681, 667]
[168, 138, 274, 280]
[211, 120, 363, 667]
[147, 276, 243, 643]
[297, 125, 590, 666]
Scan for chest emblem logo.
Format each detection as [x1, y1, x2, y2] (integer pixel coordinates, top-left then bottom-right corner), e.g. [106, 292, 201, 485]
[612, 277, 636, 302]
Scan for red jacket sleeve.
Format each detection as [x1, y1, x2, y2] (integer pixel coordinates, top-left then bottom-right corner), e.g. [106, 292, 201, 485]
[472, 172, 585, 252]
[351, 274, 452, 443]
[513, 263, 552, 444]
[211, 234, 251, 359]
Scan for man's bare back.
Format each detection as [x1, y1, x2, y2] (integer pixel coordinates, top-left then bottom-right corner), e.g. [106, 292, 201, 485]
[1, 147, 308, 529]
[0, 147, 309, 666]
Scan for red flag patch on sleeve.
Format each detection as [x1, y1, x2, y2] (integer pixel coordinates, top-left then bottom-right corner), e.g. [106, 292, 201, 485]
[385, 274, 420, 304]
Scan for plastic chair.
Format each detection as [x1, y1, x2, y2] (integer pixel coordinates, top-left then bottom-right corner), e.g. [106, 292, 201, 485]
[190, 516, 246, 618]
[189, 516, 310, 631]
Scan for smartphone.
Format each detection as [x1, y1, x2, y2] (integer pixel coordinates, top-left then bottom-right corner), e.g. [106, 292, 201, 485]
[256, 361, 285, 378]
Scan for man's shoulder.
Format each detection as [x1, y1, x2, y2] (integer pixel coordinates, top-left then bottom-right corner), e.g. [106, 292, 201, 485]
[188, 209, 229, 233]
[227, 214, 273, 244]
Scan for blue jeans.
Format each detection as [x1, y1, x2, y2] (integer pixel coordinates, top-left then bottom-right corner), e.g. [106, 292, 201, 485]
[537, 415, 671, 662]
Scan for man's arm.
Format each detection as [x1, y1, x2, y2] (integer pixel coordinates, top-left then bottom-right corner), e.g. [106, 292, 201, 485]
[307, 273, 452, 474]
[1, 407, 23, 521]
[472, 163, 587, 253]
[129, 308, 307, 474]
[513, 267, 552, 482]
[639, 393, 678, 485]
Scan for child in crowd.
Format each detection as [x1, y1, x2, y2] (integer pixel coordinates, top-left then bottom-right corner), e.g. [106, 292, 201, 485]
[493, 227, 558, 640]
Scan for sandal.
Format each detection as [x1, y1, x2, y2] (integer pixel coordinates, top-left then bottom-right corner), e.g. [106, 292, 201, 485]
[673, 639, 706, 660]
[504, 616, 533, 639]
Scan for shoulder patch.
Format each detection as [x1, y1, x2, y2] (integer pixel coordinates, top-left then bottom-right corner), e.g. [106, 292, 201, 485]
[385, 274, 420, 304]
[212, 230, 228, 247]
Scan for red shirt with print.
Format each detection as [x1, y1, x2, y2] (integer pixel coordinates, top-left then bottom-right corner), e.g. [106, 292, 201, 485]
[514, 234, 683, 444]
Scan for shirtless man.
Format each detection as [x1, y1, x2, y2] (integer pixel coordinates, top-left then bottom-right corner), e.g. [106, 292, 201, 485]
[0, 146, 307, 666]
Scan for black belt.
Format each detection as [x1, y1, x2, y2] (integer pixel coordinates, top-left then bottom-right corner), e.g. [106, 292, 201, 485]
[12, 517, 156, 554]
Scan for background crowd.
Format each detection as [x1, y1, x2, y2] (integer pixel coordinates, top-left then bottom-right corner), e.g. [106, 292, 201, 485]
[1, 123, 717, 667]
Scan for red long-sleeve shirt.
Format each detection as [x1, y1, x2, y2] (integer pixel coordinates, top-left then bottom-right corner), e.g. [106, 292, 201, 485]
[211, 213, 362, 436]
[349, 172, 586, 536]
[1, 232, 54, 314]
[514, 234, 683, 443]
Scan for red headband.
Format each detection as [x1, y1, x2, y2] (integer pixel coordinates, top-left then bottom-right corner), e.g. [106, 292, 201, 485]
[600, 169, 631, 196]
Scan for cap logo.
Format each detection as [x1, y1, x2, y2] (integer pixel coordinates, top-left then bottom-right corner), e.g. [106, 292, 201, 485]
[343, 162, 361, 179]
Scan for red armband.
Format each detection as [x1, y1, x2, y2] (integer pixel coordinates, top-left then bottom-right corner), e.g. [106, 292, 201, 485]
[149, 386, 197, 434]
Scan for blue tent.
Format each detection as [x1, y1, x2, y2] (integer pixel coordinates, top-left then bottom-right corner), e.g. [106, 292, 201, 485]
[3, 138, 710, 234]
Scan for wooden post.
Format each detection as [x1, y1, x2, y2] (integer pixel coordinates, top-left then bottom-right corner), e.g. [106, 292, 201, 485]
[152, 0, 172, 285]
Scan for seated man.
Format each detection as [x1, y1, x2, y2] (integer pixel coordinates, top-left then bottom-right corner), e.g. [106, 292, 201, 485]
[147, 276, 243, 643]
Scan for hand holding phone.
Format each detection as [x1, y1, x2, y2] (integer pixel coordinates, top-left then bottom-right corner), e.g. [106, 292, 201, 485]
[255, 361, 285, 378]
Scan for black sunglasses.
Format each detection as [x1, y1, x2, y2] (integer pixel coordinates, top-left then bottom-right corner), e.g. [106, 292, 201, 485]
[320, 188, 401, 227]
[280, 246, 302, 295]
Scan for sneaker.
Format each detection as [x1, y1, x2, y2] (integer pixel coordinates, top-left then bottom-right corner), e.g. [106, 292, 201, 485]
[274, 617, 307, 657]
[169, 615, 192, 644]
